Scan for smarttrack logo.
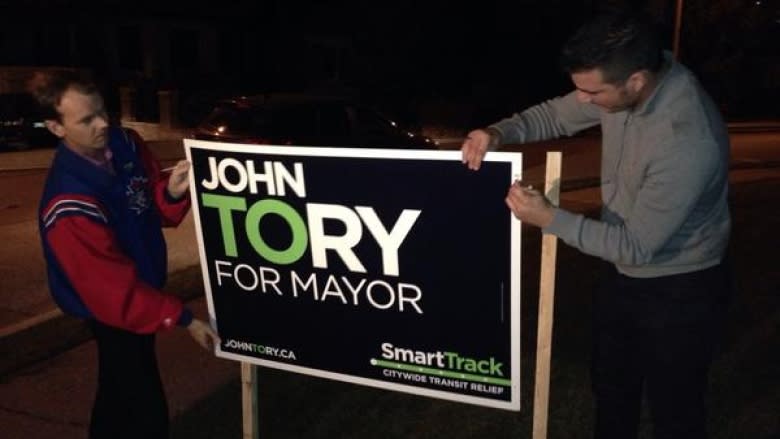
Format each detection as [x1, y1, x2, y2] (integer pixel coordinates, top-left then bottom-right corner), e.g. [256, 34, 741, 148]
[370, 342, 511, 395]
[223, 339, 297, 360]
[377, 342, 504, 376]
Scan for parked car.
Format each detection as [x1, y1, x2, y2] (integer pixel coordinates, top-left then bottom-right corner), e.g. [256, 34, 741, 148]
[0, 93, 58, 151]
[190, 94, 437, 149]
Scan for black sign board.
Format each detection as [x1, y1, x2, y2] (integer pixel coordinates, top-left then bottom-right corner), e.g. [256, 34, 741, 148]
[185, 141, 523, 410]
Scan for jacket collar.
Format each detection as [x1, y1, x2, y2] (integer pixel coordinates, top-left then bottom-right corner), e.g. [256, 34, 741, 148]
[53, 126, 134, 192]
[632, 51, 677, 117]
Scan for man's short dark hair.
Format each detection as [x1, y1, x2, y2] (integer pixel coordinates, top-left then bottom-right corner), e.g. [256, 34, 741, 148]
[560, 11, 664, 84]
[28, 70, 100, 122]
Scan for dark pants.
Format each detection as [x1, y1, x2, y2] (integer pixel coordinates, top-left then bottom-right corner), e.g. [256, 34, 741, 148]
[88, 320, 169, 439]
[592, 262, 731, 439]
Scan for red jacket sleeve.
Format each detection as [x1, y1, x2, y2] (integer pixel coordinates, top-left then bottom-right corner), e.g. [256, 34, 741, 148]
[44, 195, 185, 334]
[127, 129, 191, 227]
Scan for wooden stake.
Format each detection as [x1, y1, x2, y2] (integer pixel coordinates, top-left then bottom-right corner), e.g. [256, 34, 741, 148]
[532, 152, 562, 439]
[242, 362, 259, 439]
[673, 0, 685, 60]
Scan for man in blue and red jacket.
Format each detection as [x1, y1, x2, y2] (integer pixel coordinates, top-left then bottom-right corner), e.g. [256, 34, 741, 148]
[33, 70, 219, 439]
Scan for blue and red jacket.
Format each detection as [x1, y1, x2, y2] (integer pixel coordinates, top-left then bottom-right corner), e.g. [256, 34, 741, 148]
[39, 127, 192, 334]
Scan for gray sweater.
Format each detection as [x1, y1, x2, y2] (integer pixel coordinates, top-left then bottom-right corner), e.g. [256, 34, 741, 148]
[489, 55, 730, 278]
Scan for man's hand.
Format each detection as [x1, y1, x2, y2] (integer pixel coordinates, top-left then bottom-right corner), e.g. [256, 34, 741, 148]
[187, 318, 220, 352]
[461, 129, 491, 170]
[461, 128, 501, 171]
[166, 160, 191, 200]
[505, 182, 555, 228]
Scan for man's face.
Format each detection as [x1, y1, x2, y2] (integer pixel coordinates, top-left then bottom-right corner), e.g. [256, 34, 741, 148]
[47, 88, 109, 155]
[571, 68, 640, 113]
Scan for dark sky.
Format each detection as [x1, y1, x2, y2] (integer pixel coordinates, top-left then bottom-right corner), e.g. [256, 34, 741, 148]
[0, 0, 598, 122]
[1, 0, 776, 121]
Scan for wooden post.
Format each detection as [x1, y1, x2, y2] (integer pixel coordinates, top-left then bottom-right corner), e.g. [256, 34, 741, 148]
[673, 0, 684, 60]
[241, 362, 259, 439]
[532, 152, 562, 439]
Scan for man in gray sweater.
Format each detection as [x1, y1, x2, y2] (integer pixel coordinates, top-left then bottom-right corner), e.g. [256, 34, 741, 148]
[462, 12, 731, 439]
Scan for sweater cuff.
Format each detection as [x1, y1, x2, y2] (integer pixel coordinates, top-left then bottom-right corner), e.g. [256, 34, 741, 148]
[542, 207, 578, 240]
[177, 307, 194, 327]
[484, 126, 504, 151]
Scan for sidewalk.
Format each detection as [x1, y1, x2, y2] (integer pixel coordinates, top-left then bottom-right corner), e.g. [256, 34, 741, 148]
[0, 296, 239, 439]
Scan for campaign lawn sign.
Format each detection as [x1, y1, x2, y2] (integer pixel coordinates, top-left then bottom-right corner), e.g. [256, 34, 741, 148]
[185, 140, 523, 411]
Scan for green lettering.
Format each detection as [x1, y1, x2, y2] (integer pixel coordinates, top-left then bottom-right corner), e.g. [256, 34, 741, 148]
[245, 199, 308, 264]
[202, 194, 247, 257]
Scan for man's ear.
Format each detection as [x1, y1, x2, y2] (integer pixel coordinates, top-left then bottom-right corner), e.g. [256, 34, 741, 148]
[627, 71, 648, 94]
[45, 120, 65, 138]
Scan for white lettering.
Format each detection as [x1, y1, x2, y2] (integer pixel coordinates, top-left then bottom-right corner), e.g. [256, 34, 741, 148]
[307, 203, 366, 273]
[200, 157, 305, 196]
[355, 207, 420, 276]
